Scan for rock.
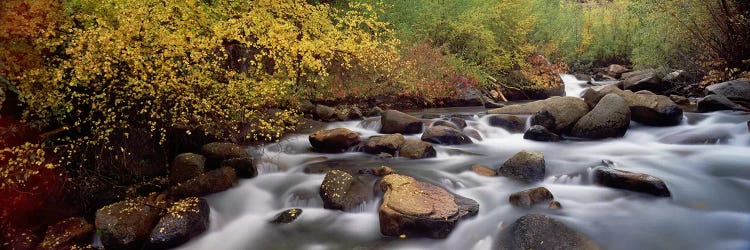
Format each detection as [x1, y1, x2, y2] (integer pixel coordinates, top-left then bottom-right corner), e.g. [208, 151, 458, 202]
[594, 168, 671, 197]
[421, 125, 473, 145]
[583, 85, 683, 126]
[200, 142, 247, 168]
[747, 121, 750, 132]
[471, 165, 497, 176]
[309, 128, 361, 153]
[549, 201, 562, 210]
[378, 174, 478, 238]
[706, 78, 750, 103]
[363, 134, 405, 155]
[347, 106, 364, 120]
[148, 197, 210, 249]
[366, 106, 384, 117]
[593, 72, 617, 81]
[314, 104, 338, 121]
[488, 96, 589, 132]
[621, 69, 668, 92]
[398, 140, 437, 159]
[269, 208, 303, 224]
[380, 110, 423, 134]
[95, 197, 163, 249]
[495, 214, 601, 250]
[220, 157, 257, 178]
[509, 187, 554, 208]
[464, 128, 483, 141]
[39, 217, 94, 250]
[530, 110, 556, 131]
[422, 114, 441, 119]
[497, 151, 545, 183]
[299, 100, 316, 115]
[524, 125, 562, 142]
[168, 167, 236, 199]
[663, 70, 689, 82]
[170, 153, 206, 184]
[670, 95, 690, 105]
[4, 227, 40, 250]
[450, 118, 467, 129]
[319, 170, 373, 210]
[358, 166, 394, 177]
[484, 99, 505, 109]
[635, 90, 656, 95]
[432, 120, 460, 130]
[488, 115, 526, 133]
[607, 64, 630, 78]
[697, 94, 749, 112]
[574, 73, 592, 83]
[571, 94, 631, 139]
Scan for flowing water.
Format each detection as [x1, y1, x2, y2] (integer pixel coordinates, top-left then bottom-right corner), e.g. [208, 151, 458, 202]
[180, 76, 750, 250]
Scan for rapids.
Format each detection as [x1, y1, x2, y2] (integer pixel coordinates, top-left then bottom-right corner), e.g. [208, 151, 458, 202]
[179, 76, 750, 250]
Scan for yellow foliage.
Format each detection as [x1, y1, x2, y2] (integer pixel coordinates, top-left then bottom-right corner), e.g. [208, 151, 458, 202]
[0, 143, 55, 191]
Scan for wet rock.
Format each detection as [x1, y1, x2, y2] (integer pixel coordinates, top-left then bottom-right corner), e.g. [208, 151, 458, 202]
[422, 114, 441, 119]
[421, 125, 473, 145]
[488, 96, 589, 132]
[168, 167, 236, 199]
[347, 106, 364, 120]
[270, 208, 303, 224]
[379, 174, 479, 238]
[583, 85, 683, 126]
[571, 93, 631, 139]
[635, 90, 656, 95]
[309, 128, 361, 153]
[39, 217, 94, 250]
[220, 157, 256, 178]
[697, 94, 749, 112]
[95, 197, 163, 249]
[495, 214, 601, 250]
[148, 197, 210, 249]
[398, 140, 437, 159]
[607, 64, 630, 78]
[497, 151, 545, 183]
[359, 166, 394, 177]
[524, 125, 562, 142]
[464, 128, 483, 141]
[315, 104, 338, 121]
[471, 165, 497, 176]
[530, 110, 556, 131]
[593, 72, 617, 81]
[621, 69, 666, 93]
[450, 118, 467, 129]
[366, 106, 384, 117]
[433, 120, 460, 130]
[200, 142, 247, 168]
[594, 168, 671, 197]
[670, 95, 690, 105]
[549, 201, 563, 210]
[170, 153, 206, 184]
[319, 170, 373, 211]
[363, 134, 405, 155]
[706, 78, 750, 103]
[509, 187, 554, 208]
[574, 73, 592, 83]
[488, 115, 526, 133]
[380, 110, 423, 134]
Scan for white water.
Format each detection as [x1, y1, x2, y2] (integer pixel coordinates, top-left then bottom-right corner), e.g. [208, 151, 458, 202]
[180, 77, 750, 250]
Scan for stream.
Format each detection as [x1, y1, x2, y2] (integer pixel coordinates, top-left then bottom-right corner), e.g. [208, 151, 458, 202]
[179, 76, 750, 250]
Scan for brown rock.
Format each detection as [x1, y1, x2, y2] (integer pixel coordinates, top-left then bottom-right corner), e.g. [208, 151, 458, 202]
[95, 197, 163, 249]
[319, 170, 373, 210]
[594, 168, 671, 197]
[471, 165, 497, 176]
[363, 134, 405, 155]
[359, 166, 394, 177]
[398, 140, 437, 159]
[488, 115, 526, 133]
[571, 93, 631, 139]
[421, 125, 473, 145]
[488, 97, 589, 132]
[169, 167, 236, 199]
[497, 151, 546, 183]
[509, 187, 554, 208]
[309, 128, 361, 153]
[200, 142, 247, 168]
[39, 217, 94, 250]
[549, 201, 563, 210]
[380, 110, 423, 134]
[170, 153, 206, 184]
[495, 214, 600, 250]
[148, 197, 210, 249]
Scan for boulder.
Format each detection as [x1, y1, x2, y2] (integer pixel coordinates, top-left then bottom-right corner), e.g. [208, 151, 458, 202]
[571, 94, 631, 139]
[697, 94, 749, 112]
[706, 79, 750, 103]
[488, 96, 589, 132]
[95, 197, 163, 249]
[347, 106, 364, 120]
[269, 208, 303, 224]
[450, 118, 467, 129]
[635, 90, 656, 95]
[530, 110, 556, 131]
[314, 104, 338, 121]
[200, 142, 247, 168]
[488, 115, 526, 133]
[170, 153, 206, 184]
[379, 174, 479, 238]
[39, 217, 94, 250]
[380, 110, 423, 134]
[495, 214, 601, 250]
[607, 64, 630, 78]
[464, 128, 483, 141]
[309, 128, 360, 153]
[670, 95, 690, 105]
[471, 164, 497, 176]
[363, 134, 405, 155]
[432, 120, 460, 130]
[319, 170, 373, 210]
[299, 100, 316, 115]
[148, 197, 210, 249]
[574, 73, 592, 83]
[583, 85, 683, 126]
[497, 151, 546, 183]
[524, 125, 562, 142]
[594, 168, 671, 197]
[509, 187, 554, 208]
[621, 69, 667, 92]
[398, 140, 437, 159]
[421, 125, 473, 145]
[220, 157, 257, 178]
[168, 167, 236, 199]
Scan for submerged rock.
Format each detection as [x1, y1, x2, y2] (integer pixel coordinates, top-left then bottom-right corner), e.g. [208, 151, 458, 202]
[421, 125, 473, 145]
[380, 110, 423, 134]
[495, 214, 601, 250]
[497, 151, 546, 183]
[594, 168, 671, 197]
[270, 208, 303, 224]
[169, 167, 236, 199]
[524, 125, 562, 142]
[471, 164, 497, 176]
[148, 197, 210, 249]
[488, 115, 526, 133]
[697, 94, 749, 112]
[379, 174, 479, 239]
[488, 96, 589, 132]
[363, 134, 405, 155]
[571, 93, 631, 139]
[309, 128, 361, 153]
[509, 187, 554, 208]
[398, 140, 437, 159]
[39, 217, 94, 250]
[95, 197, 163, 249]
[319, 170, 373, 211]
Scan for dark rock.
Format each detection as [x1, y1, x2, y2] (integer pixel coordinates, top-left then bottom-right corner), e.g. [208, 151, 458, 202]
[170, 153, 206, 184]
[39, 217, 94, 250]
[300, 100, 316, 114]
[315, 104, 338, 121]
[488, 97, 589, 132]
[607, 64, 630, 78]
[635, 90, 656, 95]
[574, 73, 592, 83]
[484, 99, 505, 109]
[378, 174, 478, 239]
[421, 114, 441, 119]
[450, 118, 467, 129]
[95, 197, 164, 249]
[464, 128, 483, 141]
[497, 151, 545, 183]
[594, 168, 671, 197]
[380, 110, 423, 134]
[530, 110, 556, 131]
[366, 106, 384, 117]
[397, 140, 437, 159]
[523, 125, 562, 142]
[220, 157, 257, 178]
[509, 187, 554, 208]
[747, 121, 749, 132]
[269, 208, 303, 224]
[488, 115, 526, 133]
[583, 85, 683, 126]
[421, 125, 473, 145]
[471, 165, 497, 176]
[549, 201, 562, 210]
[348, 106, 364, 120]
[363, 134, 405, 155]
[621, 69, 668, 92]
[706, 78, 750, 103]
[169, 167, 236, 199]
[4, 227, 40, 250]
[697, 94, 749, 112]
[320, 170, 373, 211]
[670, 95, 690, 105]
[571, 94, 631, 139]
[309, 128, 361, 153]
[359, 166, 394, 177]
[433, 120, 460, 130]
[495, 214, 601, 250]
[200, 142, 247, 168]
[593, 72, 617, 81]
[148, 197, 210, 249]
